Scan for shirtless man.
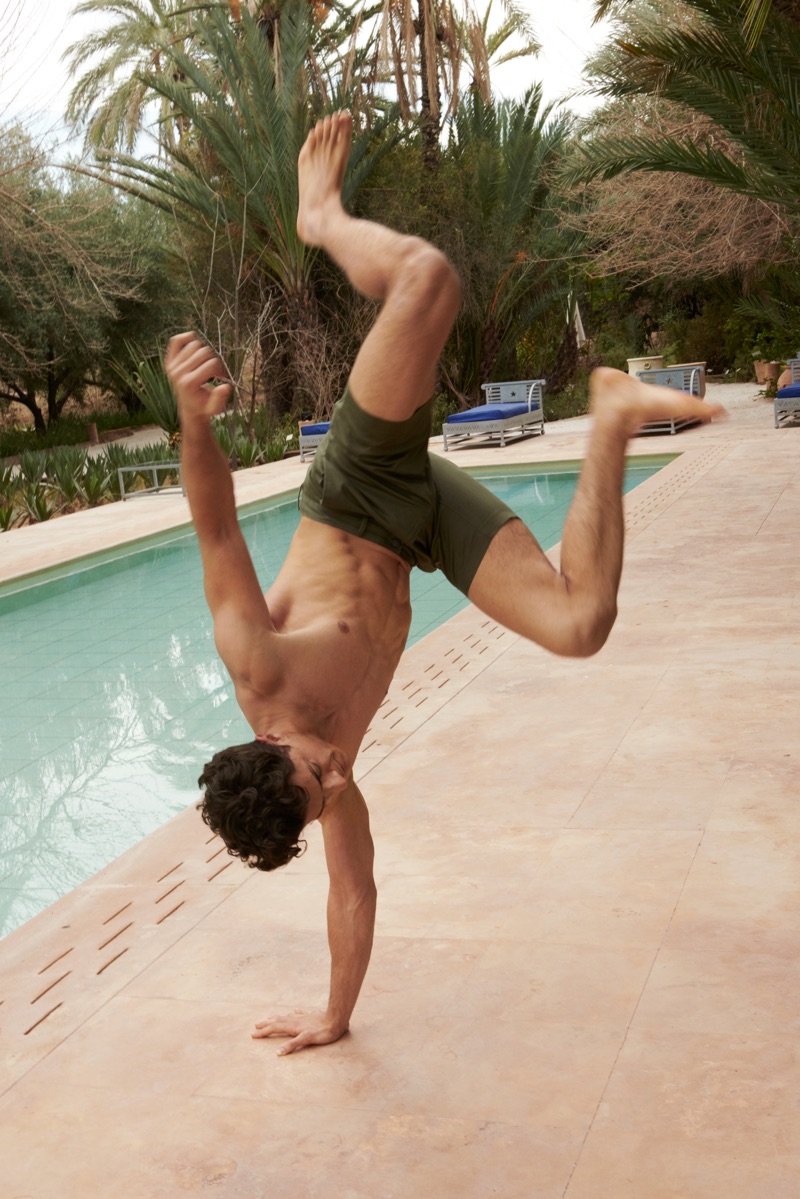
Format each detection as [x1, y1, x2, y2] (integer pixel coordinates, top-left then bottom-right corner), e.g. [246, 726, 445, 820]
[165, 111, 721, 1057]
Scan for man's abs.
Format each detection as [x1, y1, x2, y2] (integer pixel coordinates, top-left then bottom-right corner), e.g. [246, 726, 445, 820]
[263, 519, 412, 728]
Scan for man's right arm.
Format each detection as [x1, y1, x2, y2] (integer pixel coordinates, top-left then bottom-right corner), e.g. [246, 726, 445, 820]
[164, 334, 274, 659]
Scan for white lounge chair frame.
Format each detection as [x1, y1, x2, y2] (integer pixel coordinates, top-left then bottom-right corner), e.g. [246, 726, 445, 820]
[442, 379, 546, 452]
[299, 424, 330, 462]
[775, 358, 800, 428]
[635, 366, 705, 434]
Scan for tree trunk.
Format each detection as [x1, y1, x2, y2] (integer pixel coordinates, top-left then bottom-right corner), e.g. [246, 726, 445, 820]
[547, 321, 579, 396]
[417, 0, 440, 173]
[2, 385, 47, 433]
[478, 321, 503, 390]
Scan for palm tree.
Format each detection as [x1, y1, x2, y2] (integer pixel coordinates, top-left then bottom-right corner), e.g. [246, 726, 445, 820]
[93, 1, 399, 413]
[570, 0, 800, 215]
[376, 0, 539, 171]
[457, 0, 539, 103]
[64, 0, 199, 153]
[593, 0, 800, 48]
[444, 87, 579, 397]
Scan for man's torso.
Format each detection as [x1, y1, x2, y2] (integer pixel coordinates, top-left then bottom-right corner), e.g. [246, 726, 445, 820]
[235, 517, 412, 759]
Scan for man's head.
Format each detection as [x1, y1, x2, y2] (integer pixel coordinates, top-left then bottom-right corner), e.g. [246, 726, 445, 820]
[197, 734, 348, 871]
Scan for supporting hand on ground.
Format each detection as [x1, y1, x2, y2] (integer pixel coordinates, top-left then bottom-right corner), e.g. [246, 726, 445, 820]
[164, 332, 232, 421]
[252, 1009, 348, 1055]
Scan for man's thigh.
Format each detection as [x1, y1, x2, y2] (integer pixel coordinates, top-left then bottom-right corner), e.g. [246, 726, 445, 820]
[428, 456, 517, 594]
[466, 518, 571, 650]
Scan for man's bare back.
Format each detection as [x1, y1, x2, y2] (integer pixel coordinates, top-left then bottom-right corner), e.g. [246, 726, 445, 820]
[165, 109, 722, 1057]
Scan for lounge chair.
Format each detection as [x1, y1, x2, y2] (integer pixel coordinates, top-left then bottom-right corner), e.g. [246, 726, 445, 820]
[442, 379, 546, 452]
[775, 358, 800, 428]
[634, 364, 706, 434]
[299, 421, 331, 462]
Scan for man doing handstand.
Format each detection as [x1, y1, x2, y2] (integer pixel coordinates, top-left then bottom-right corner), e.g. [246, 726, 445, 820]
[165, 111, 721, 1056]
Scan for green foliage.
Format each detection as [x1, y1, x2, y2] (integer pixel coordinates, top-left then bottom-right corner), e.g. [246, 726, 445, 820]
[0, 123, 187, 433]
[79, 458, 113, 507]
[544, 374, 591, 421]
[65, 0, 197, 153]
[0, 500, 20, 531]
[431, 393, 461, 436]
[46, 447, 89, 504]
[0, 407, 155, 459]
[571, 0, 800, 216]
[426, 88, 581, 398]
[17, 450, 48, 486]
[18, 481, 59, 523]
[115, 346, 180, 436]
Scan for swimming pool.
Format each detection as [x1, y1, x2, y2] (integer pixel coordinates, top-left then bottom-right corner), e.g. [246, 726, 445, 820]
[0, 457, 670, 936]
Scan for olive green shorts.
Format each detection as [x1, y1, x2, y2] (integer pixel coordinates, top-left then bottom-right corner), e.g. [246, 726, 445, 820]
[298, 385, 516, 595]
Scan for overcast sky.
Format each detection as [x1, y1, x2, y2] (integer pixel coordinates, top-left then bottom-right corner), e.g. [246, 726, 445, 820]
[0, 0, 612, 156]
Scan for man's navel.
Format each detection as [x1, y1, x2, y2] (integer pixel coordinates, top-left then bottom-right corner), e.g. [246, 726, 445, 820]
[338, 620, 350, 634]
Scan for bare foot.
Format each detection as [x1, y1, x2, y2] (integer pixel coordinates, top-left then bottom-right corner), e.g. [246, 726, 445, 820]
[296, 111, 353, 247]
[589, 366, 725, 439]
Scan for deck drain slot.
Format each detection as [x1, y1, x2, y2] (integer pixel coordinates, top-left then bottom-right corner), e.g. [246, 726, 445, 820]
[156, 880, 185, 903]
[157, 862, 184, 883]
[24, 1003, 63, 1035]
[102, 902, 132, 926]
[156, 901, 185, 924]
[37, 947, 74, 974]
[97, 948, 129, 975]
[31, 972, 71, 1004]
[205, 846, 226, 864]
[98, 922, 133, 950]
[208, 861, 233, 882]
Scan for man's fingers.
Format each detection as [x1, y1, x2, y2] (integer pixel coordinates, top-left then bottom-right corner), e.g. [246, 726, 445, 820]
[165, 330, 197, 363]
[277, 1034, 311, 1056]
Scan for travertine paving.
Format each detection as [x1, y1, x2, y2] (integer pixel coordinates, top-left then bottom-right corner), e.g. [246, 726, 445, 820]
[1, 385, 799, 1198]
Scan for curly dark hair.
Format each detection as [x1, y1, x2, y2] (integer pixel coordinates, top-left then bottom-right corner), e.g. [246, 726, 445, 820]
[197, 740, 310, 871]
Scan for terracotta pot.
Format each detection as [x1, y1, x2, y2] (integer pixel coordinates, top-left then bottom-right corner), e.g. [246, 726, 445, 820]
[764, 361, 782, 382]
[778, 367, 792, 389]
[627, 355, 665, 376]
[753, 360, 768, 384]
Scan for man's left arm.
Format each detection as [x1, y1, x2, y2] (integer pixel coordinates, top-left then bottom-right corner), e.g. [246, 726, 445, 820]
[252, 781, 377, 1055]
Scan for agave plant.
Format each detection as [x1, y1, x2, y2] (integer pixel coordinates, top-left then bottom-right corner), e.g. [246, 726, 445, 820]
[114, 345, 180, 437]
[17, 450, 49, 487]
[232, 437, 264, 469]
[18, 481, 59, 523]
[80, 458, 114, 507]
[0, 494, 22, 531]
[47, 446, 89, 504]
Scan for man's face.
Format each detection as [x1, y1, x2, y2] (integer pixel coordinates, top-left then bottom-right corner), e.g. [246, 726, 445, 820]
[263, 732, 349, 825]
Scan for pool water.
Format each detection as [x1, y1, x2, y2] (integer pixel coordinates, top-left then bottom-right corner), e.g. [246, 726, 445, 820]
[0, 458, 669, 935]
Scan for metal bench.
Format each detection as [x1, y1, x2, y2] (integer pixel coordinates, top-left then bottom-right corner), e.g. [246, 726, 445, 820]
[442, 380, 545, 451]
[298, 421, 331, 462]
[117, 462, 183, 499]
[635, 365, 705, 435]
[775, 358, 800, 428]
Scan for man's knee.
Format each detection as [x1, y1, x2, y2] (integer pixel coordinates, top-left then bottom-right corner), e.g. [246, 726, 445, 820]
[400, 242, 461, 317]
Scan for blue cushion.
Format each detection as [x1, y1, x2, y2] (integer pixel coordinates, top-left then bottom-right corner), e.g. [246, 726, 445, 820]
[776, 383, 800, 398]
[300, 422, 331, 435]
[446, 402, 539, 424]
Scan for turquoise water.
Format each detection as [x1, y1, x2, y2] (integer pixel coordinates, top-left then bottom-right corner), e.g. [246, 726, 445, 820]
[0, 458, 669, 935]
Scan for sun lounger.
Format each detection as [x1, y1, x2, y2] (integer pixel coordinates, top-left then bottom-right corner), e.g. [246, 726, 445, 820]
[299, 421, 331, 462]
[442, 380, 545, 451]
[775, 358, 800, 428]
[634, 365, 705, 434]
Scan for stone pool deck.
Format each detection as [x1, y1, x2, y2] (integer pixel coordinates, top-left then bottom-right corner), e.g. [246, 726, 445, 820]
[1, 385, 799, 1197]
